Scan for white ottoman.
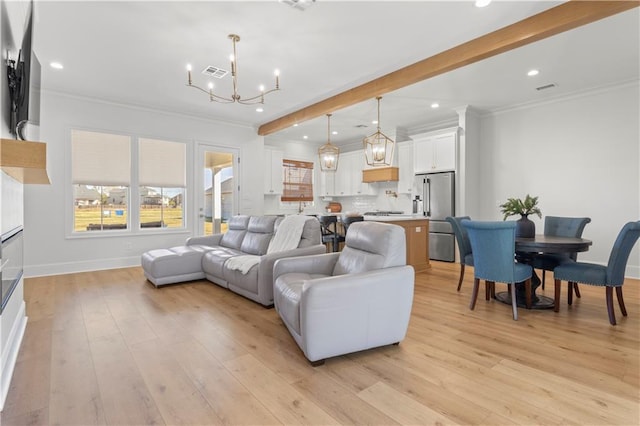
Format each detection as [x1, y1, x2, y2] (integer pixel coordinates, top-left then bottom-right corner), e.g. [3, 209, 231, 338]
[141, 245, 210, 287]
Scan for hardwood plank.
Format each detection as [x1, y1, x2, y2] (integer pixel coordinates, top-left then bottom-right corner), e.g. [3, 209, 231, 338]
[3, 263, 637, 425]
[49, 322, 106, 425]
[2, 355, 50, 419]
[378, 343, 569, 425]
[88, 333, 165, 425]
[128, 338, 222, 425]
[493, 359, 639, 425]
[0, 407, 49, 426]
[224, 353, 339, 424]
[351, 350, 493, 425]
[292, 370, 400, 425]
[167, 337, 281, 425]
[357, 381, 460, 425]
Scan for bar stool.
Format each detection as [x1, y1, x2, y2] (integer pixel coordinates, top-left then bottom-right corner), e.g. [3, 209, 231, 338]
[318, 215, 344, 252]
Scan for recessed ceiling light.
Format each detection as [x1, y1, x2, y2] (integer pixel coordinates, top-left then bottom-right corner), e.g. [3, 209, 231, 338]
[256, 107, 264, 112]
[332, 131, 338, 135]
[293, 123, 298, 127]
[431, 102, 440, 109]
[303, 135, 308, 139]
[475, 0, 491, 7]
[50, 62, 64, 70]
[527, 69, 540, 77]
[372, 120, 378, 125]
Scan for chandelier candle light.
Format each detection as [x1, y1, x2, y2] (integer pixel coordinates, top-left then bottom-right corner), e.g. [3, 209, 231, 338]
[318, 114, 340, 172]
[186, 34, 280, 105]
[363, 96, 395, 167]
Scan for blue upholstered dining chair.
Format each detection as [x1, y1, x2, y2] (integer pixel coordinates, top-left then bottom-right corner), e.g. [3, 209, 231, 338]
[462, 220, 533, 321]
[446, 216, 474, 291]
[530, 216, 591, 290]
[553, 221, 640, 325]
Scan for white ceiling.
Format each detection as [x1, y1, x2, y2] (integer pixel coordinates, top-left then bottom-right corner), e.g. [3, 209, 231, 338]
[32, 1, 639, 147]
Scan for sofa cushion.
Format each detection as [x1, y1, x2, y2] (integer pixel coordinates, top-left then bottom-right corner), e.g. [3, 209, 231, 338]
[202, 246, 245, 278]
[141, 245, 210, 286]
[274, 272, 328, 334]
[220, 215, 250, 250]
[241, 216, 277, 255]
[223, 265, 260, 294]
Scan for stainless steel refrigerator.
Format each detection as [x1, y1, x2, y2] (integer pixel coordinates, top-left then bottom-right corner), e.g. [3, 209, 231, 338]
[414, 171, 455, 262]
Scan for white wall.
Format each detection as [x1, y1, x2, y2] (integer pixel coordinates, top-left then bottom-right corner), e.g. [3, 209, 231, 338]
[24, 91, 264, 277]
[477, 82, 640, 277]
[0, 0, 29, 410]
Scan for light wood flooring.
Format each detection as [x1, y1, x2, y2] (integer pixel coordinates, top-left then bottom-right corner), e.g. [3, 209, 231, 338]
[1, 262, 638, 425]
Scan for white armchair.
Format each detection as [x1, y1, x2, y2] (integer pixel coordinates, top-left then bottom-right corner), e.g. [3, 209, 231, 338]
[273, 221, 415, 365]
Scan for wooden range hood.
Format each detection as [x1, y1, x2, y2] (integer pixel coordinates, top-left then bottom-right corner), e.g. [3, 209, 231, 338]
[362, 167, 398, 183]
[0, 138, 50, 184]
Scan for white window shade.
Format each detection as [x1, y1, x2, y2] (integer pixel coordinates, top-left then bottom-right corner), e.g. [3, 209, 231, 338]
[72, 130, 131, 185]
[139, 138, 186, 187]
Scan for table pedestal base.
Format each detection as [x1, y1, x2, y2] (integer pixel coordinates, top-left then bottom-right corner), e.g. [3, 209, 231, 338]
[495, 292, 555, 310]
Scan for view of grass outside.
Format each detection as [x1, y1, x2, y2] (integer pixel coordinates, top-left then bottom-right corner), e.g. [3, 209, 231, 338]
[74, 206, 128, 231]
[74, 207, 185, 231]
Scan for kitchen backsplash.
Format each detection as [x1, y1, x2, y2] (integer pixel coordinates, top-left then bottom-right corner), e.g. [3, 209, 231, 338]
[264, 181, 414, 215]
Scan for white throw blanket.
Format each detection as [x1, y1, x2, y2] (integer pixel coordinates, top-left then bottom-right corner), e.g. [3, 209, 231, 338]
[225, 215, 312, 274]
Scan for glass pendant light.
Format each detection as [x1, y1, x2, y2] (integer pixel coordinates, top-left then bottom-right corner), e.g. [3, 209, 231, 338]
[318, 113, 339, 172]
[363, 96, 395, 167]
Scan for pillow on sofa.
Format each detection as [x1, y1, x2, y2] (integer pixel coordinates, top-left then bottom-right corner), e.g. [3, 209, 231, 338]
[220, 215, 250, 250]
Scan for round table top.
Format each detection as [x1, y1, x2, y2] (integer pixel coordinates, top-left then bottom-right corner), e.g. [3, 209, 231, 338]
[515, 235, 592, 254]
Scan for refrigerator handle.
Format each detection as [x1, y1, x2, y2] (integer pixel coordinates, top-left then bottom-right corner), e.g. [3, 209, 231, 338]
[425, 178, 431, 217]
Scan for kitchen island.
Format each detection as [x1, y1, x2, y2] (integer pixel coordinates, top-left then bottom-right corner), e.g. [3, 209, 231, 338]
[364, 214, 430, 272]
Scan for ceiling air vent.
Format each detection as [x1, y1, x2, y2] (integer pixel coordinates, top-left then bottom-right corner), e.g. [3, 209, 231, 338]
[279, 0, 316, 11]
[536, 83, 557, 91]
[355, 124, 368, 128]
[202, 66, 228, 79]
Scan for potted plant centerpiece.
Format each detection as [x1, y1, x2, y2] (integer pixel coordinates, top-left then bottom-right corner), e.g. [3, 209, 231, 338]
[499, 194, 542, 238]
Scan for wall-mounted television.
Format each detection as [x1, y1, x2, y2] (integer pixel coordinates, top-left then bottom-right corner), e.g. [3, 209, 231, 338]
[6, 1, 40, 140]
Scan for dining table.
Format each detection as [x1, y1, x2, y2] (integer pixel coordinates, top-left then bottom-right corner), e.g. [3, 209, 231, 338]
[495, 235, 593, 309]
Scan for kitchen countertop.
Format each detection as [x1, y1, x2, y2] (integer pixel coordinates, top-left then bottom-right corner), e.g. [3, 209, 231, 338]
[363, 214, 427, 222]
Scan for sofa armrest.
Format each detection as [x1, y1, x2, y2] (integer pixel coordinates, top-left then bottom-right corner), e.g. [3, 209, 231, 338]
[272, 251, 340, 281]
[259, 245, 329, 302]
[299, 265, 415, 362]
[186, 234, 223, 247]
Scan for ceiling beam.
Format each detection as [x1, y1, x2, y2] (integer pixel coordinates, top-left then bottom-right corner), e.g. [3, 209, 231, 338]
[258, 0, 639, 136]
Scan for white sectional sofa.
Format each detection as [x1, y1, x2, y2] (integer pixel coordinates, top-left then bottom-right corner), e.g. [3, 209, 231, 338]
[142, 215, 325, 307]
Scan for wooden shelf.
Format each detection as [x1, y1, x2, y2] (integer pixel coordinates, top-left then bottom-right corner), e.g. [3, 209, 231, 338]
[0, 138, 50, 184]
[362, 167, 399, 183]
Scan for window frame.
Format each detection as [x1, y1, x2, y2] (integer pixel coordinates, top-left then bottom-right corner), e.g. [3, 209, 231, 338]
[281, 158, 314, 203]
[66, 127, 189, 238]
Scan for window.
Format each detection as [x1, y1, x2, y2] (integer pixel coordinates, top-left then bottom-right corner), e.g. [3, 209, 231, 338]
[139, 138, 186, 229]
[72, 130, 131, 232]
[281, 159, 314, 202]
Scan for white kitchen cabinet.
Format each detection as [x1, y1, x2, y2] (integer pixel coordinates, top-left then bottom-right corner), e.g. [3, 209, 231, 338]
[333, 153, 351, 196]
[413, 130, 457, 174]
[318, 169, 336, 196]
[263, 147, 283, 195]
[350, 152, 377, 196]
[329, 152, 377, 197]
[397, 142, 414, 194]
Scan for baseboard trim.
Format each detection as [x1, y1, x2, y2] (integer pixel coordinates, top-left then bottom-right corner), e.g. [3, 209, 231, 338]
[24, 256, 142, 278]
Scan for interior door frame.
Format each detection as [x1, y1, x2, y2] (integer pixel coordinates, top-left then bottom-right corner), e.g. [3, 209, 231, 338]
[195, 142, 240, 236]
